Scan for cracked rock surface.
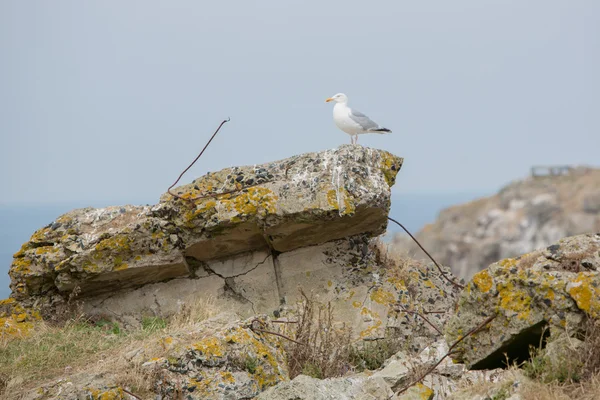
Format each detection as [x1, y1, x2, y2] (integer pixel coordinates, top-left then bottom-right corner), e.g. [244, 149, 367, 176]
[8, 145, 402, 305]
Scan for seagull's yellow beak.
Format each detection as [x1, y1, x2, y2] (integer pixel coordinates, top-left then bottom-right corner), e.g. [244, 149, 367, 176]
[325, 98, 334, 103]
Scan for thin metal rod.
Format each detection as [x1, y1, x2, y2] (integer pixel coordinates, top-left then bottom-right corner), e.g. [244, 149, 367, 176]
[167, 118, 230, 201]
[388, 217, 464, 289]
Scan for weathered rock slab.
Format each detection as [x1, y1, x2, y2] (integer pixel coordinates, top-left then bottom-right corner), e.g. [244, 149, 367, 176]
[9, 145, 402, 301]
[445, 233, 600, 369]
[256, 374, 398, 400]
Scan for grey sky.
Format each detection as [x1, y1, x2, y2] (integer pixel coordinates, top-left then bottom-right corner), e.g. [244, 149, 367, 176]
[1, 1, 598, 206]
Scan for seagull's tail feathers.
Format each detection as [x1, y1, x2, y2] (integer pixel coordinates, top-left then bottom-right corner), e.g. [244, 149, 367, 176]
[369, 128, 392, 134]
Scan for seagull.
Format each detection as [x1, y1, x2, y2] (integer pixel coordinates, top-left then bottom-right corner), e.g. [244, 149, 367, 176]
[325, 93, 391, 144]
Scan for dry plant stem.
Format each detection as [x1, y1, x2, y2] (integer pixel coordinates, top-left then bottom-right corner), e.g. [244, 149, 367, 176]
[387, 217, 464, 290]
[393, 314, 497, 397]
[396, 304, 443, 336]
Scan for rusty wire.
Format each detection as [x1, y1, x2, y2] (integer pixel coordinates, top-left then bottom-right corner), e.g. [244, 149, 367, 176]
[388, 217, 464, 290]
[392, 314, 497, 397]
[122, 388, 142, 400]
[249, 318, 306, 346]
[395, 303, 443, 336]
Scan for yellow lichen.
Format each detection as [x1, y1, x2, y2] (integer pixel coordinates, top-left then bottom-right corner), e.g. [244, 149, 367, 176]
[192, 336, 224, 358]
[222, 187, 278, 216]
[379, 152, 401, 187]
[370, 288, 396, 305]
[497, 281, 532, 320]
[498, 258, 518, 268]
[35, 246, 58, 255]
[11, 257, 32, 274]
[472, 270, 493, 293]
[568, 273, 600, 318]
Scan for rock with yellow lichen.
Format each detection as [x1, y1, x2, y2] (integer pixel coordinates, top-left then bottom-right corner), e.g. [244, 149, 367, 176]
[149, 313, 289, 400]
[445, 233, 600, 369]
[0, 297, 41, 341]
[8, 145, 401, 307]
[164, 144, 402, 258]
[23, 372, 129, 400]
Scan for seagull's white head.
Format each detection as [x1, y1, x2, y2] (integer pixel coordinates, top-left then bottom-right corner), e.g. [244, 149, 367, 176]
[325, 93, 348, 104]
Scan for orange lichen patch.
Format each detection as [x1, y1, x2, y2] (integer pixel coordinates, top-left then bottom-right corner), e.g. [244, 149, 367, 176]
[192, 336, 225, 359]
[407, 382, 434, 400]
[379, 152, 402, 187]
[568, 273, 600, 318]
[34, 246, 59, 255]
[220, 371, 235, 384]
[386, 276, 407, 291]
[12, 244, 30, 258]
[497, 281, 532, 320]
[423, 279, 436, 289]
[370, 287, 396, 305]
[95, 235, 132, 254]
[221, 187, 278, 216]
[472, 270, 494, 293]
[30, 227, 52, 243]
[185, 200, 218, 224]
[352, 301, 362, 308]
[11, 256, 33, 274]
[0, 299, 41, 341]
[498, 258, 518, 268]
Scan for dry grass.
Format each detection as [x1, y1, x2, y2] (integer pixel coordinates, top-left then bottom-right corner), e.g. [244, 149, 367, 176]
[0, 296, 217, 398]
[523, 318, 600, 385]
[283, 290, 353, 379]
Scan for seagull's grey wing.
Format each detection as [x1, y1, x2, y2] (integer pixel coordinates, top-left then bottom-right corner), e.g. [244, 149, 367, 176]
[348, 109, 380, 131]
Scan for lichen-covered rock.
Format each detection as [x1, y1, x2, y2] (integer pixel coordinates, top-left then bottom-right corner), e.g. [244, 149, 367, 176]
[10, 205, 187, 299]
[150, 313, 289, 399]
[0, 297, 41, 341]
[256, 373, 397, 400]
[24, 373, 130, 400]
[163, 144, 402, 257]
[445, 233, 600, 369]
[9, 145, 402, 303]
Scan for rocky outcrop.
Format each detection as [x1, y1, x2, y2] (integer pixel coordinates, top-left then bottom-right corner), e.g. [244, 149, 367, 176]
[10, 145, 402, 302]
[445, 233, 600, 369]
[393, 167, 600, 279]
[4, 145, 462, 351]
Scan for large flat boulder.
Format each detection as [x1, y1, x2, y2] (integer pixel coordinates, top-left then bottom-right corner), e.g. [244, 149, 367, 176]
[8, 145, 402, 301]
[445, 233, 600, 369]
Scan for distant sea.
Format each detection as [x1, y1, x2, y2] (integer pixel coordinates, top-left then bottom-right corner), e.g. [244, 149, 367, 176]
[0, 191, 487, 298]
